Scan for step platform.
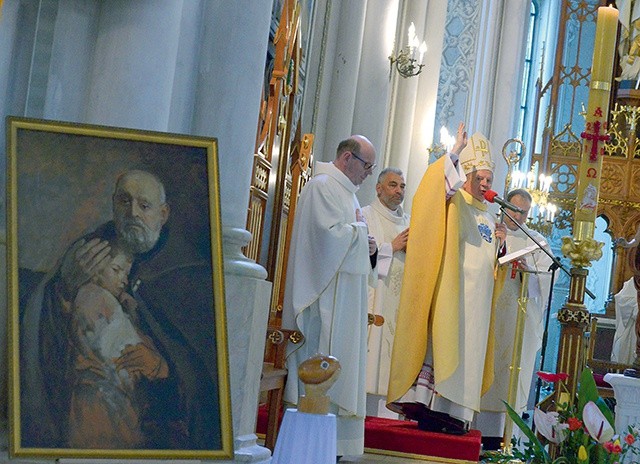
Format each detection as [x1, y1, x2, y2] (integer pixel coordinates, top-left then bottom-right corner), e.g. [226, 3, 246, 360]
[257, 405, 482, 463]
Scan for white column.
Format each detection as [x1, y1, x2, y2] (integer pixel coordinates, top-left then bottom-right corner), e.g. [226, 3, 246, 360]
[191, 1, 273, 463]
[322, 1, 367, 156]
[352, 0, 399, 207]
[84, 0, 185, 130]
[488, 0, 530, 193]
[385, 0, 443, 212]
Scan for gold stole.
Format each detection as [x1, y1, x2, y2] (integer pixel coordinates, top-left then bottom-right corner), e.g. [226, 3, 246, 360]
[387, 157, 500, 403]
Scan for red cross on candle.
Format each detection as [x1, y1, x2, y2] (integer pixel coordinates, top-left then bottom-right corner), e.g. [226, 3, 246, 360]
[581, 119, 610, 162]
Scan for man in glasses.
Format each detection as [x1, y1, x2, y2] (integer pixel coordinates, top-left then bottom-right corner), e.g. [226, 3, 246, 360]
[283, 135, 378, 460]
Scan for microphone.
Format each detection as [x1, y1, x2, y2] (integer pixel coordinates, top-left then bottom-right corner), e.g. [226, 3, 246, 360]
[484, 190, 526, 214]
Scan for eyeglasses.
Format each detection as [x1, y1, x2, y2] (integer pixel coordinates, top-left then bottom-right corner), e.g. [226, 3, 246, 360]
[349, 151, 377, 171]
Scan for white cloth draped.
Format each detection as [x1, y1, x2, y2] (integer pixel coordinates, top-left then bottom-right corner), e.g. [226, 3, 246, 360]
[271, 409, 337, 464]
[282, 161, 370, 456]
[476, 225, 553, 436]
[612, 277, 638, 364]
[362, 198, 410, 410]
[398, 186, 498, 424]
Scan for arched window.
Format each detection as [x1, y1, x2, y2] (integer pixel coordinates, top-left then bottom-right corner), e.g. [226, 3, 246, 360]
[516, 1, 538, 151]
[587, 215, 614, 314]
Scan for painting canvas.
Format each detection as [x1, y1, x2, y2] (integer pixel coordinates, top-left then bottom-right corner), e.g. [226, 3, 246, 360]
[6, 117, 233, 460]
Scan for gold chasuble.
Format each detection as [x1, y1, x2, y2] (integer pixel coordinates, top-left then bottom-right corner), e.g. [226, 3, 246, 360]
[387, 155, 498, 416]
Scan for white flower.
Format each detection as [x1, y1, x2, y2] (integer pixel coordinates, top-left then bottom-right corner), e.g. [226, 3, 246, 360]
[583, 401, 614, 444]
[533, 408, 569, 444]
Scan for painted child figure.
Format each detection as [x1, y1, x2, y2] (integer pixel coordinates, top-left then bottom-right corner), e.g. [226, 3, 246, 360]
[67, 244, 148, 448]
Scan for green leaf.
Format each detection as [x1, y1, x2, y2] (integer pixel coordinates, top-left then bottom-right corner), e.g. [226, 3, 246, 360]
[594, 397, 615, 428]
[577, 367, 614, 427]
[502, 400, 551, 462]
[577, 367, 599, 415]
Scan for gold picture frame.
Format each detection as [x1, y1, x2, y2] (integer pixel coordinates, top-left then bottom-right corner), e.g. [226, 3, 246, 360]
[6, 117, 232, 460]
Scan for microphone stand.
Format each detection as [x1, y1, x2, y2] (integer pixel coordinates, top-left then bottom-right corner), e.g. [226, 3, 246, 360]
[499, 207, 595, 431]
[499, 207, 596, 300]
[533, 260, 558, 430]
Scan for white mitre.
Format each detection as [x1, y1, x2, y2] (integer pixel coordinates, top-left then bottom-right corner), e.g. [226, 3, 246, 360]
[459, 132, 495, 175]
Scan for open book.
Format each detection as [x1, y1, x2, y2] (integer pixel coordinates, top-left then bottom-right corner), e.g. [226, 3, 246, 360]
[498, 240, 548, 266]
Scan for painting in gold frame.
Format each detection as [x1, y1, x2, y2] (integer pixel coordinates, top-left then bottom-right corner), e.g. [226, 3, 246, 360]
[6, 117, 232, 460]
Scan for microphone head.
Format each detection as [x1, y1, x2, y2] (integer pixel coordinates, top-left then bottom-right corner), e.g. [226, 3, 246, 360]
[484, 190, 498, 203]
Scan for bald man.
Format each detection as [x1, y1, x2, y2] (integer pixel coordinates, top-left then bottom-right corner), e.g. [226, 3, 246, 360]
[283, 135, 378, 459]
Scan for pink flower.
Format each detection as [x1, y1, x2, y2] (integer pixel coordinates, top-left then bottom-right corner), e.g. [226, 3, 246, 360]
[625, 433, 635, 445]
[536, 371, 569, 383]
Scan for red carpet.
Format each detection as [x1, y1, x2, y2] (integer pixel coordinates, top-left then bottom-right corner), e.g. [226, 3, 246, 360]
[257, 405, 482, 462]
[364, 416, 481, 461]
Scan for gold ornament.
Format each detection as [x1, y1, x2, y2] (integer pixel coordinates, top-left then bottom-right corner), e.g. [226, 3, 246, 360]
[560, 236, 604, 268]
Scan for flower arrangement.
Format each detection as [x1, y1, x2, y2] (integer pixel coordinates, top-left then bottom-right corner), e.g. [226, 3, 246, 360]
[483, 367, 640, 463]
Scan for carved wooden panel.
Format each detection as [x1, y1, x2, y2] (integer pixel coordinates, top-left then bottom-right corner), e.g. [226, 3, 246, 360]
[245, 0, 314, 328]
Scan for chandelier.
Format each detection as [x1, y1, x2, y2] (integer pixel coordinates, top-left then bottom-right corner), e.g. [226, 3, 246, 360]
[426, 126, 455, 160]
[388, 22, 427, 79]
[501, 140, 557, 236]
[510, 161, 558, 235]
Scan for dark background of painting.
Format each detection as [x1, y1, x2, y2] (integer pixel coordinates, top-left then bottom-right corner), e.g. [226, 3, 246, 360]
[14, 126, 213, 272]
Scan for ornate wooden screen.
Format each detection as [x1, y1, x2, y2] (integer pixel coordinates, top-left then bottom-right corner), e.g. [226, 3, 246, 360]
[530, 0, 640, 307]
[245, 0, 313, 328]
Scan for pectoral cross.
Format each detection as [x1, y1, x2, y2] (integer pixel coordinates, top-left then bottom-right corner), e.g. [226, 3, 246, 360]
[580, 119, 610, 162]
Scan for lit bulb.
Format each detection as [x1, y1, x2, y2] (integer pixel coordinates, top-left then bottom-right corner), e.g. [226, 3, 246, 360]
[419, 41, 427, 64]
[439, 126, 455, 152]
[408, 22, 416, 47]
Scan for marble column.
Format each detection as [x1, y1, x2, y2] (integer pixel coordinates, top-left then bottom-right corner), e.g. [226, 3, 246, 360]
[385, 0, 441, 212]
[83, 1, 185, 129]
[488, 0, 530, 192]
[192, 2, 274, 463]
[322, 1, 367, 155]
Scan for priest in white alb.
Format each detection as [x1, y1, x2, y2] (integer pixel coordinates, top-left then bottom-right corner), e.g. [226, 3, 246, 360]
[361, 168, 410, 418]
[387, 126, 507, 434]
[283, 135, 378, 459]
[611, 277, 638, 364]
[476, 188, 553, 447]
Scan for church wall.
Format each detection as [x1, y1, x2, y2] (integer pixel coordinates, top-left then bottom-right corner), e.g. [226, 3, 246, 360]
[300, 0, 399, 208]
[44, 0, 99, 122]
[487, 0, 531, 194]
[0, 0, 274, 462]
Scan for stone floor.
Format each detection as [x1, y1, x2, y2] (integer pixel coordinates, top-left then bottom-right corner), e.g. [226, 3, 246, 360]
[343, 451, 462, 463]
